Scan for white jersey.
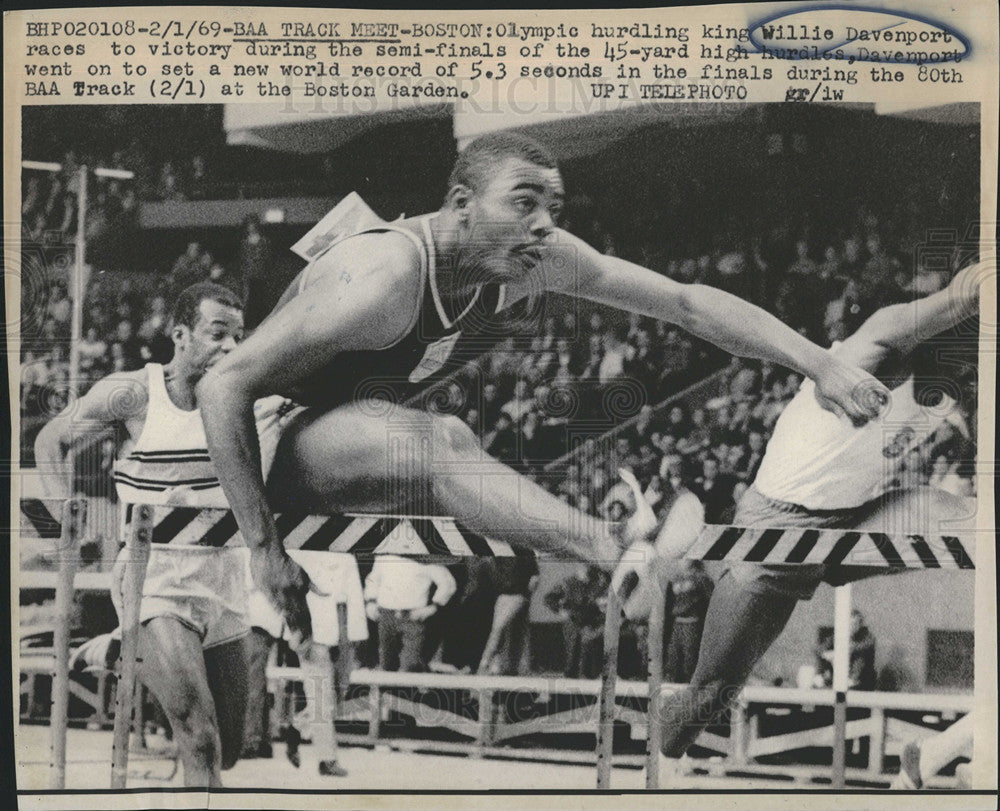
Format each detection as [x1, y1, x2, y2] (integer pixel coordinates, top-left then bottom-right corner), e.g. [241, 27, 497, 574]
[113, 364, 226, 509]
[753, 376, 955, 510]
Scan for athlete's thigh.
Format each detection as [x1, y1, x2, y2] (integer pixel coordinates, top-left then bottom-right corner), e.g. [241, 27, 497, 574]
[204, 635, 250, 768]
[851, 486, 976, 535]
[138, 617, 217, 729]
[266, 401, 437, 512]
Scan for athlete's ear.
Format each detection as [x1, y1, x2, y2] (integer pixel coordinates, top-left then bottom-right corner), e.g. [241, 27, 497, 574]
[171, 323, 189, 351]
[445, 184, 474, 224]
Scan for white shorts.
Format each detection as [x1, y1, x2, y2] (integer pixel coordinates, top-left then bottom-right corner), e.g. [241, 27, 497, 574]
[248, 551, 368, 647]
[115, 545, 252, 649]
[255, 395, 306, 482]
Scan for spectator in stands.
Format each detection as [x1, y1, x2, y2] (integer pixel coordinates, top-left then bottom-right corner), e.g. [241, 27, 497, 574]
[600, 470, 636, 522]
[485, 412, 518, 465]
[544, 565, 610, 679]
[238, 214, 274, 328]
[500, 378, 534, 423]
[478, 554, 539, 676]
[690, 456, 736, 525]
[156, 161, 185, 201]
[463, 407, 481, 435]
[665, 404, 692, 442]
[113, 318, 147, 370]
[480, 381, 503, 428]
[137, 295, 169, 343]
[675, 407, 710, 458]
[433, 558, 496, 674]
[664, 562, 714, 684]
[586, 466, 611, 507]
[20, 349, 51, 415]
[22, 175, 43, 221]
[579, 333, 604, 381]
[171, 242, 204, 294]
[46, 281, 71, 331]
[598, 326, 629, 384]
[78, 326, 108, 379]
[365, 556, 457, 673]
[814, 609, 877, 690]
[737, 425, 767, 482]
[208, 260, 244, 298]
[188, 154, 209, 200]
[105, 341, 125, 373]
[518, 411, 544, 473]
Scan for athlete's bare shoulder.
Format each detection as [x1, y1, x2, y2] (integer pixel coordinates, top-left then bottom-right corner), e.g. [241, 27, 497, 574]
[78, 368, 150, 423]
[301, 227, 423, 293]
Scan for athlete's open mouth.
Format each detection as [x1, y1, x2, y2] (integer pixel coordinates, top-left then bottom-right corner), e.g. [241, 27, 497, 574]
[513, 244, 544, 262]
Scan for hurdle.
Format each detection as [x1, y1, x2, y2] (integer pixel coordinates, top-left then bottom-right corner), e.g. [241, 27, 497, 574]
[110, 505, 153, 789]
[37, 500, 976, 789]
[49, 499, 86, 790]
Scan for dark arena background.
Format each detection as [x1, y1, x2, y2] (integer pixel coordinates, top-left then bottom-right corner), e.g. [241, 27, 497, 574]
[16, 102, 981, 789]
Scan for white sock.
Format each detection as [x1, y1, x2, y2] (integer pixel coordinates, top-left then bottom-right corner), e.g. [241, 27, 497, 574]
[919, 714, 974, 782]
[657, 753, 683, 787]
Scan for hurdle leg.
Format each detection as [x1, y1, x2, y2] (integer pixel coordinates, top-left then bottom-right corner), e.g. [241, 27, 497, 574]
[596, 589, 623, 789]
[110, 505, 154, 789]
[645, 571, 665, 788]
[50, 498, 86, 789]
[321, 602, 352, 773]
[830, 584, 852, 789]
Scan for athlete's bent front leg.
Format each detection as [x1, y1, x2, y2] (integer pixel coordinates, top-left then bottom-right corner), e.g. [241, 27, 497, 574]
[204, 635, 250, 770]
[267, 403, 623, 568]
[658, 571, 798, 757]
[137, 617, 226, 786]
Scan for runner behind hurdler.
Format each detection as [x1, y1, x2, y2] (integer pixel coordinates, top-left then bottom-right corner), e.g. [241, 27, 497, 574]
[653, 262, 982, 779]
[195, 131, 891, 643]
[36, 283, 251, 788]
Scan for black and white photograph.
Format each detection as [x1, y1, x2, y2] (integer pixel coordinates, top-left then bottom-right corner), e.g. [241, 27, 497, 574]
[5, 3, 997, 806]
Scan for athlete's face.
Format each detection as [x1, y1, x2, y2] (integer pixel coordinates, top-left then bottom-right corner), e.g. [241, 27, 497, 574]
[455, 157, 565, 284]
[174, 299, 244, 377]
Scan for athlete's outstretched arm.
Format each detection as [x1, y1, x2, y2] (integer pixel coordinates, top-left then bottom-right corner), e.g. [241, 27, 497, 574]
[539, 229, 889, 425]
[34, 371, 148, 510]
[195, 233, 421, 642]
[843, 261, 982, 365]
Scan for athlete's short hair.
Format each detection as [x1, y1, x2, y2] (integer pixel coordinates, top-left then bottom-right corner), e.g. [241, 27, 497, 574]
[448, 131, 558, 193]
[172, 282, 243, 329]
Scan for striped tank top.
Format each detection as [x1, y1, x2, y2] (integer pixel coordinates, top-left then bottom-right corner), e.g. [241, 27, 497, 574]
[113, 363, 226, 507]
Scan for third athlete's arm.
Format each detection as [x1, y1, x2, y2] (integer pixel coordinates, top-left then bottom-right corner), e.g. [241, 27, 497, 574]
[840, 261, 983, 366]
[537, 229, 889, 424]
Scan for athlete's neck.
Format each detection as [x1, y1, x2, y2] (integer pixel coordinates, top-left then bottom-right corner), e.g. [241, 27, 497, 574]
[425, 211, 479, 299]
[162, 361, 200, 411]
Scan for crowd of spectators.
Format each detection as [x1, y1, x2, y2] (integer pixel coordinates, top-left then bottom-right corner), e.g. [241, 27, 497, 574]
[20, 112, 980, 683]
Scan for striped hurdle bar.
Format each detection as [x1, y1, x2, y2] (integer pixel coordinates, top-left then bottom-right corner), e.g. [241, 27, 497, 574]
[112, 506, 977, 569]
[34, 501, 976, 788]
[118, 505, 525, 558]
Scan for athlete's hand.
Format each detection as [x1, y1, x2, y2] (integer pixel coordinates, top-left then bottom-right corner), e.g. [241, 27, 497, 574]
[251, 546, 320, 647]
[813, 354, 889, 427]
[409, 604, 438, 622]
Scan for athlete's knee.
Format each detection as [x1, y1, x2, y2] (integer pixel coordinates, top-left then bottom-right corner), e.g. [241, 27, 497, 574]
[171, 705, 220, 767]
[184, 723, 220, 769]
[433, 413, 478, 458]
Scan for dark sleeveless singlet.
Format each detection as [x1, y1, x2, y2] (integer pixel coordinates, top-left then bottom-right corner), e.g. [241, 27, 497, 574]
[282, 216, 529, 410]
